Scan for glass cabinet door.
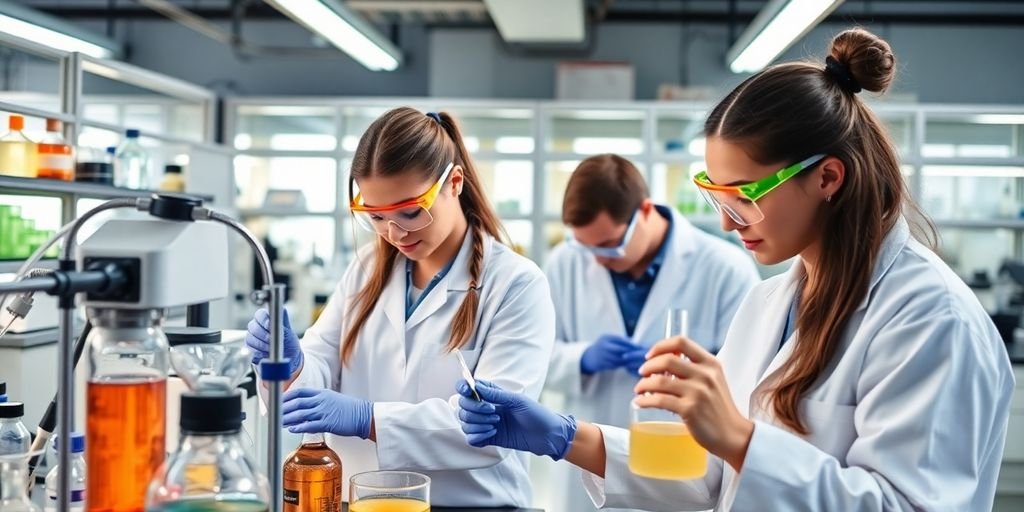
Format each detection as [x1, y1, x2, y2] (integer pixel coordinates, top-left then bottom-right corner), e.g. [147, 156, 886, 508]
[544, 108, 645, 155]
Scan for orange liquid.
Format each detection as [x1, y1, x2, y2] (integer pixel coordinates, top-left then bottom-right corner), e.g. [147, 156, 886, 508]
[349, 498, 429, 512]
[87, 378, 166, 512]
[283, 441, 342, 512]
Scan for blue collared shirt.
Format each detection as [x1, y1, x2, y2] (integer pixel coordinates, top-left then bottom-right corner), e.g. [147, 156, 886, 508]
[406, 257, 457, 319]
[609, 205, 673, 337]
[780, 292, 800, 351]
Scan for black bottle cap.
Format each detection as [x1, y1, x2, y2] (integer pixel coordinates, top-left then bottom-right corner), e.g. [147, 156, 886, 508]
[180, 392, 243, 433]
[165, 327, 222, 347]
[0, 402, 25, 418]
[164, 165, 184, 174]
[148, 193, 202, 221]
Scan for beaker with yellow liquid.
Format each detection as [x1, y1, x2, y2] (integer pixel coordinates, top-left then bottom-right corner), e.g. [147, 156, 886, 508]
[628, 308, 708, 480]
[349, 471, 429, 512]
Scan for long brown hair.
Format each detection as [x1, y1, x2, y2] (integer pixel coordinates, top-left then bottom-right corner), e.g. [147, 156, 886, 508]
[704, 28, 936, 434]
[343, 107, 504, 365]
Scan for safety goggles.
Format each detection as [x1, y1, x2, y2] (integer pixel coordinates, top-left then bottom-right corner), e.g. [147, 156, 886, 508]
[565, 210, 639, 259]
[692, 154, 826, 226]
[350, 162, 454, 234]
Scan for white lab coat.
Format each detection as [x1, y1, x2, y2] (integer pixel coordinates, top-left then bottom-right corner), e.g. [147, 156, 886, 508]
[581, 218, 1016, 511]
[261, 232, 555, 507]
[541, 209, 760, 512]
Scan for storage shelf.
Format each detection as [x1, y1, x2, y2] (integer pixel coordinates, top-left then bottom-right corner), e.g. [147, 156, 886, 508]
[933, 218, 1024, 230]
[0, 176, 213, 201]
[0, 101, 75, 124]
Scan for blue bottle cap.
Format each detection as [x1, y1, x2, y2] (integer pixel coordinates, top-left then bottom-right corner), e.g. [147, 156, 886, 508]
[126, 129, 140, 138]
[105, 146, 117, 155]
[51, 432, 86, 453]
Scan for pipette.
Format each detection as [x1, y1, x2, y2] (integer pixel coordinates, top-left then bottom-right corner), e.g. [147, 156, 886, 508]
[455, 351, 481, 401]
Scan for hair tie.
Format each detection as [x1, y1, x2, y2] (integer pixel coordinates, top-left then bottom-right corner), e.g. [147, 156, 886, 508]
[825, 56, 862, 94]
[426, 112, 443, 124]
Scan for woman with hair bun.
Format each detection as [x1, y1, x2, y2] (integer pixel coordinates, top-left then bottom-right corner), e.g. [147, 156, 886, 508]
[454, 28, 1015, 511]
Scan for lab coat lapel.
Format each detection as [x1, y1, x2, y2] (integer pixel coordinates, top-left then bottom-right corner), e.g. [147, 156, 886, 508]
[585, 253, 626, 336]
[381, 255, 408, 352]
[632, 210, 696, 342]
[751, 262, 805, 392]
[406, 231, 482, 330]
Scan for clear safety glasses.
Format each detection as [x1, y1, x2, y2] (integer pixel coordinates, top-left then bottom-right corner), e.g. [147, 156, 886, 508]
[566, 210, 639, 259]
[350, 162, 454, 234]
[692, 154, 826, 226]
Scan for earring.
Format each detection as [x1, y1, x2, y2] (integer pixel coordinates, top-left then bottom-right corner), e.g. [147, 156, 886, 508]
[826, 195, 833, 203]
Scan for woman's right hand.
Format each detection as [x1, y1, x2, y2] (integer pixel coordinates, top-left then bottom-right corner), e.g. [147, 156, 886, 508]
[455, 379, 577, 461]
[246, 308, 303, 376]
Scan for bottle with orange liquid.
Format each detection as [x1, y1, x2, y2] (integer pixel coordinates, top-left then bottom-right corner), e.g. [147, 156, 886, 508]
[36, 119, 74, 181]
[283, 433, 342, 512]
[85, 308, 169, 512]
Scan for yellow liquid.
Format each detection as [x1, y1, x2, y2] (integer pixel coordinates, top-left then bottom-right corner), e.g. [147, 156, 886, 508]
[349, 498, 430, 512]
[629, 421, 707, 480]
[0, 139, 36, 177]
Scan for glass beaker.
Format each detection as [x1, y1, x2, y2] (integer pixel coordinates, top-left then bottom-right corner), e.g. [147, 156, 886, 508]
[349, 471, 430, 512]
[628, 309, 707, 480]
[86, 308, 169, 511]
[0, 450, 44, 512]
[146, 392, 269, 512]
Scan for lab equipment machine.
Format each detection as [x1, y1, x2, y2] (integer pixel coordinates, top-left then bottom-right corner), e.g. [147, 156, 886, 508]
[0, 193, 291, 512]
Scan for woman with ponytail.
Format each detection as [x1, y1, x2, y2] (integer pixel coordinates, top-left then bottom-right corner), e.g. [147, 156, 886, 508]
[454, 28, 1015, 510]
[247, 107, 555, 507]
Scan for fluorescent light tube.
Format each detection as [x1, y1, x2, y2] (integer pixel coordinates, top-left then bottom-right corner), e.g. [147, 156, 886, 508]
[0, 1, 118, 58]
[727, 0, 844, 74]
[265, 0, 402, 71]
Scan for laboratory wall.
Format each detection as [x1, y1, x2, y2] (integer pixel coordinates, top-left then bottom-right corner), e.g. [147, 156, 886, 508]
[63, 19, 1024, 103]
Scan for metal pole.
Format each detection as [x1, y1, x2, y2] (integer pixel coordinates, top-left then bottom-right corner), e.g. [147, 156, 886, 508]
[266, 283, 286, 512]
[0, 277, 59, 295]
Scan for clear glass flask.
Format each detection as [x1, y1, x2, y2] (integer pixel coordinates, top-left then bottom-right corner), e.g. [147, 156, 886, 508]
[146, 392, 269, 512]
[628, 308, 708, 479]
[86, 308, 169, 511]
[0, 450, 43, 512]
[349, 471, 430, 512]
[44, 432, 86, 511]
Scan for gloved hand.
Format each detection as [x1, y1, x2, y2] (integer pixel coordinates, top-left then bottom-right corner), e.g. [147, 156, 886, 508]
[622, 348, 649, 376]
[282, 388, 373, 439]
[580, 334, 641, 375]
[456, 379, 577, 461]
[246, 308, 303, 376]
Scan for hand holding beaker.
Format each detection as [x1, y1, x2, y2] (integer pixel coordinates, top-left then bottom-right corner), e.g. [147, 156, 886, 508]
[634, 332, 755, 474]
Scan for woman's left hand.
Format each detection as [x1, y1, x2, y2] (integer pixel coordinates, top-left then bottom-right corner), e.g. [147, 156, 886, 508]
[634, 336, 754, 470]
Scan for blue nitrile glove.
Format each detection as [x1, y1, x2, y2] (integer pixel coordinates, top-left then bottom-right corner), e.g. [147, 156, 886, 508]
[246, 308, 303, 375]
[622, 348, 648, 376]
[456, 379, 577, 461]
[580, 334, 641, 375]
[282, 388, 373, 439]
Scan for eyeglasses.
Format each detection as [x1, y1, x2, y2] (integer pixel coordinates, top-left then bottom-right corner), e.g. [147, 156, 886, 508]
[692, 154, 826, 226]
[350, 162, 454, 233]
[565, 210, 639, 259]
